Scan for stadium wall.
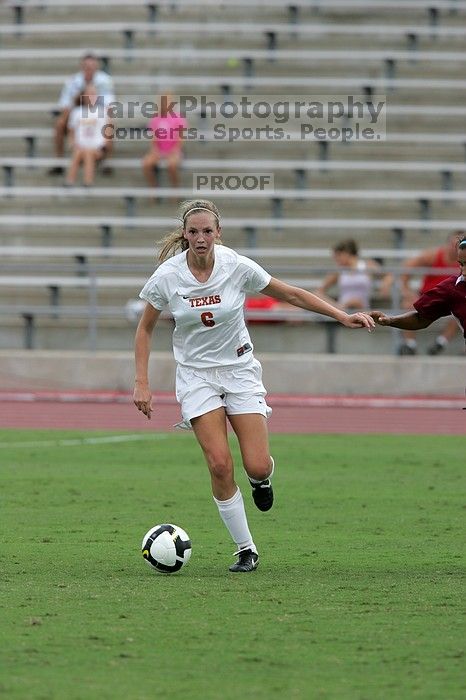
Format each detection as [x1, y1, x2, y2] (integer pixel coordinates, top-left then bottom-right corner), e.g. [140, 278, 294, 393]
[0, 351, 463, 397]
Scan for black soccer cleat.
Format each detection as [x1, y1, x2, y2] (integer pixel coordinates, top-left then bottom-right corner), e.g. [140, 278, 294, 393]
[397, 343, 417, 356]
[229, 548, 259, 573]
[427, 340, 446, 356]
[249, 477, 274, 512]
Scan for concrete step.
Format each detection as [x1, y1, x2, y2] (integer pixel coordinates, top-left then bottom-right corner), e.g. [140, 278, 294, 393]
[8, 166, 466, 192]
[3, 109, 466, 132]
[7, 3, 464, 24]
[2, 87, 466, 111]
[0, 220, 452, 252]
[0, 193, 464, 223]
[2, 30, 465, 52]
[1, 126, 465, 159]
[0, 230, 359, 252]
[3, 40, 465, 59]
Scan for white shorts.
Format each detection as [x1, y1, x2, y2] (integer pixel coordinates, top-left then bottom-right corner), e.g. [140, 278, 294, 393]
[175, 359, 272, 429]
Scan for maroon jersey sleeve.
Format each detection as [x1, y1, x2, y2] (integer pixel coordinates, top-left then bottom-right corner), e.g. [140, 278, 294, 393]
[413, 277, 454, 321]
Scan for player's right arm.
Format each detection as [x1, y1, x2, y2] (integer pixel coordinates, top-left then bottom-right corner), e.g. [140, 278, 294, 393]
[134, 303, 161, 419]
[370, 310, 432, 330]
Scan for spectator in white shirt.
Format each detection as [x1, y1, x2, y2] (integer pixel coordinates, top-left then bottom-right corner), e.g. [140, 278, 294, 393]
[49, 53, 115, 176]
[65, 86, 112, 187]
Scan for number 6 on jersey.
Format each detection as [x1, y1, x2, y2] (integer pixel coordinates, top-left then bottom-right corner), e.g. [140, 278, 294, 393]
[201, 311, 215, 327]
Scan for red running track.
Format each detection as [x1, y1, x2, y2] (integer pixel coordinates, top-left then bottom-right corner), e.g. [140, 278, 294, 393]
[0, 394, 464, 434]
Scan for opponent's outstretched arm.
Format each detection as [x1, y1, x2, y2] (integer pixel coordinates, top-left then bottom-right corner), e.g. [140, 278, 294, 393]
[369, 310, 432, 331]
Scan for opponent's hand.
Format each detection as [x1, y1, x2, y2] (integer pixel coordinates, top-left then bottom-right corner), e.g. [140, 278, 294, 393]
[342, 312, 376, 331]
[369, 310, 392, 326]
[133, 383, 152, 420]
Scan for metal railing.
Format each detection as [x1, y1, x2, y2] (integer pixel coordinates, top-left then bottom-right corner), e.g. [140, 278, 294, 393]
[0, 261, 460, 352]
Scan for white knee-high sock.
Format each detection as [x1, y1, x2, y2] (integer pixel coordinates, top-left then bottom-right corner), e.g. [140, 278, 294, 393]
[249, 455, 275, 484]
[213, 487, 257, 553]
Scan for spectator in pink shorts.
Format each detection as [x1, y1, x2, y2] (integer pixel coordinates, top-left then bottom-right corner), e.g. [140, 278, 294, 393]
[142, 94, 187, 189]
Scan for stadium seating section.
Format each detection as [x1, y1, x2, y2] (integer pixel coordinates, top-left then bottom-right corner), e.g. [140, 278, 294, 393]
[0, 0, 465, 353]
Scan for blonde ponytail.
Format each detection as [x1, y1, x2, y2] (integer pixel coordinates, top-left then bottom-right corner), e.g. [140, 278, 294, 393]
[157, 199, 222, 263]
[157, 226, 188, 263]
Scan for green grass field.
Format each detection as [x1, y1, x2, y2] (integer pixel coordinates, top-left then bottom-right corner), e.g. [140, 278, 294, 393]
[0, 429, 464, 700]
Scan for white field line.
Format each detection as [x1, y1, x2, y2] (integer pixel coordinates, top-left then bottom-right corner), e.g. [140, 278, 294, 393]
[0, 433, 172, 449]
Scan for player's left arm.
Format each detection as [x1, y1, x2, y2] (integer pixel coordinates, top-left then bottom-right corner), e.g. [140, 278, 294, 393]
[261, 277, 375, 330]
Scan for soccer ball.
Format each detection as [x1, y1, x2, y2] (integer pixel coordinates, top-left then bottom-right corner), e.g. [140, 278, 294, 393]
[141, 523, 192, 573]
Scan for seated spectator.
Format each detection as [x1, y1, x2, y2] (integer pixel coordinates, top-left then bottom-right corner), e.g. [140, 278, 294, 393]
[142, 93, 187, 190]
[315, 239, 390, 311]
[396, 231, 462, 356]
[371, 236, 466, 352]
[49, 53, 115, 176]
[65, 86, 112, 187]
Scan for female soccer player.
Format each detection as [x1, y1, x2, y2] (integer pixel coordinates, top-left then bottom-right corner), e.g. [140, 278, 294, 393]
[370, 237, 466, 347]
[133, 199, 375, 573]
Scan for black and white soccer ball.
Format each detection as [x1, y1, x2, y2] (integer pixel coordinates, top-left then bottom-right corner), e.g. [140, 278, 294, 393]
[141, 523, 192, 573]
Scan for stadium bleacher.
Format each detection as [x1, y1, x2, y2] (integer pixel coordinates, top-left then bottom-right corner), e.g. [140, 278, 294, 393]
[0, 0, 465, 355]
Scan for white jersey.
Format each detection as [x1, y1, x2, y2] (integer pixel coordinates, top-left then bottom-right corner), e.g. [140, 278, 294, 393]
[69, 105, 107, 149]
[139, 245, 271, 368]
